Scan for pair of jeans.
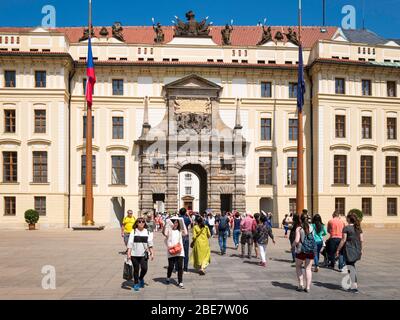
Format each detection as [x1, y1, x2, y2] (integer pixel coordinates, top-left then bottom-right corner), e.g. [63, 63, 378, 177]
[131, 256, 148, 284]
[168, 256, 183, 284]
[182, 236, 189, 271]
[314, 241, 324, 267]
[233, 229, 241, 247]
[328, 238, 345, 269]
[209, 225, 214, 236]
[241, 231, 253, 257]
[218, 230, 229, 253]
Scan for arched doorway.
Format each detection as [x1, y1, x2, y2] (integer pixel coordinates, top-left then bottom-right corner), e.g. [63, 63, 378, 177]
[178, 164, 207, 213]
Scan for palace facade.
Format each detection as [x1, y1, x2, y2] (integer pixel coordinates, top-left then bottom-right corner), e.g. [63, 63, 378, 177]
[1, 13, 400, 228]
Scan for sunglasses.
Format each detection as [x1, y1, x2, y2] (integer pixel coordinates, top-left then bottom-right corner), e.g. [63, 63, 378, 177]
[137, 220, 145, 223]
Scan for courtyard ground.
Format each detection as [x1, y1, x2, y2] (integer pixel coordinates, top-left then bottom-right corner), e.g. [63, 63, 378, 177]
[0, 227, 398, 300]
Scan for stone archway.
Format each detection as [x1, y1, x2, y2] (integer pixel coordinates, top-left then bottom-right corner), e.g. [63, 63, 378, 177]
[179, 164, 208, 213]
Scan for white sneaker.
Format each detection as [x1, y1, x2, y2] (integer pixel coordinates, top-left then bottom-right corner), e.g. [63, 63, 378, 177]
[179, 283, 185, 289]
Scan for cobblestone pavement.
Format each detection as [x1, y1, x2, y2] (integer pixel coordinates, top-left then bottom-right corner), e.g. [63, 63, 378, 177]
[0, 227, 398, 300]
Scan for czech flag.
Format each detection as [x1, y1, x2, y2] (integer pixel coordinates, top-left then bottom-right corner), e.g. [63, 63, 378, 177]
[86, 37, 96, 107]
[297, 44, 306, 113]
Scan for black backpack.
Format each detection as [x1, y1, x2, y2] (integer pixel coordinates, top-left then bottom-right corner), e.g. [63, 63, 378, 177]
[218, 216, 229, 231]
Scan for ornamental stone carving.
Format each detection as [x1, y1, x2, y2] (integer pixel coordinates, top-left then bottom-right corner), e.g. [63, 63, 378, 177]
[174, 11, 212, 37]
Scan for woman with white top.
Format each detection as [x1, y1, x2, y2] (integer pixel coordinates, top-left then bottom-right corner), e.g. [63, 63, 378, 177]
[163, 217, 188, 289]
[127, 217, 154, 292]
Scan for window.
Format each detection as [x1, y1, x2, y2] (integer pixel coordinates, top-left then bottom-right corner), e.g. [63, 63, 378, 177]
[361, 116, 372, 139]
[335, 198, 345, 216]
[362, 79, 371, 96]
[289, 82, 298, 98]
[387, 118, 397, 140]
[362, 198, 372, 216]
[112, 79, 124, 95]
[335, 115, 346, 138]
[360, 156, 373, 185]
[288, 119, 298, 141]
[220, 159, 233, 171]
[335, 78, 345, 94]
[259, 157, 272, 185]
[4, 197, 16, 216]
[81, 155, 96, 185]
[289, 199, 297, 215]
[261, 82, 272, 98]
[287, 157, 297, 185]
[386, 156, 398, 185]
[387, 198, 397, 216]
[152, 159, 165, 170]
[34, 197, 46, 216]
[3, 152, 17, 182]
[34, 110, 46, 133]
[334, 155, 347, 184]
[83, 78, 94, 95]
[185, 187, 192, 195]
[387, 81, 397, 97]
[32, 151, 47, 183]
[185, 173, 192, 181]
[261, 118, 271, 141]
[35, 71, 46, 88]
[112, 117, 124, 139]
[83, 116, 94, 138]
[4, 110, 16, 133]
[111, 156, 125, 185]
[5, 71, 16, 87]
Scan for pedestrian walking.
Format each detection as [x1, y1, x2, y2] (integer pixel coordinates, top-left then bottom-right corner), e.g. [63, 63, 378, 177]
[232, 211, 242, 249]
[145, 213, 155, 234]
[240, 212, 256, 259]
[207, 213, 215, 237]
[293, 214, 315, 293]
[190, 216, 211, 275]
[179, 207, 192, 273]
[163, 217, 188, 289]
[282, 214, 291, 238]
[253, 213, 260, 259]
[289, 213, 300, 263]
[327, 211, 346, 271]
[216, 211, 230, 255]
[127, 217, 154, 291]
[121, 210, 136, 252]
[336, 212, 364, 293]
[254, 215, 275, 267]
[311, 214, 327, 272]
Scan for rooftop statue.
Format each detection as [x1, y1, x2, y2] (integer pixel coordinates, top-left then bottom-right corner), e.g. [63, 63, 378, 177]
[221, 24, 234, 45]
[257, 25, 273, 45]
[79, 27, 95, 42]
[285, 27, 300, 46]
[112, 22, 125, 42]
[153, 22, 165, 43]
[174, 10, 212, 37]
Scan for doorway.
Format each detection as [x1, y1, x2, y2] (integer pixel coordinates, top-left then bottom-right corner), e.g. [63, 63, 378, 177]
[220, 194, 232, 213]
[179, 164, 208, 213]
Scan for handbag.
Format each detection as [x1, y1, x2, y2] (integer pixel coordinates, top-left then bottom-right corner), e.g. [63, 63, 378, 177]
[168, 243, 182, 255]
[123, 260, 133, 281]
[190, 227, 206, 248]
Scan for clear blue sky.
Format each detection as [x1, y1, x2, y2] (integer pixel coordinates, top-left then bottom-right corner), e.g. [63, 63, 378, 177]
[1, 0, 399, 39]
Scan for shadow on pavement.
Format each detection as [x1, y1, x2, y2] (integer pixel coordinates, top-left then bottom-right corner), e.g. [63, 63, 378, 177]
[271, 281, 298, 290]
[313, 281, 346, 291]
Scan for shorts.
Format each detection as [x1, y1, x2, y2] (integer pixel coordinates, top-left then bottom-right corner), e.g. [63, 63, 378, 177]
[296, 252, 315, 260]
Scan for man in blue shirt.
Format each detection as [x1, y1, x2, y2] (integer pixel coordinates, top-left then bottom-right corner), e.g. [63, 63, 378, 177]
[179, 207, 192, 272]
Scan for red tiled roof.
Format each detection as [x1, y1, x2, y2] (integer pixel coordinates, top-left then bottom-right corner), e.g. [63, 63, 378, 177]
[0, 26, 337, 48]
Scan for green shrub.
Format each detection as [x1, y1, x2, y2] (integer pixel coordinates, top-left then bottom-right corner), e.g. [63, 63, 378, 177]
[24, 209, 40, 224]
[348, 208, 363, 222]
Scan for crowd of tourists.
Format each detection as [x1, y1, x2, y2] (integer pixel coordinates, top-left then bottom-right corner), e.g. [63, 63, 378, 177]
[121, 207, 363, 294]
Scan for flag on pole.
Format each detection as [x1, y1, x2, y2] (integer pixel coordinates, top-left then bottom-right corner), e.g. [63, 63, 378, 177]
[297, 44, 305, 112]
[86, 37, 96, 107]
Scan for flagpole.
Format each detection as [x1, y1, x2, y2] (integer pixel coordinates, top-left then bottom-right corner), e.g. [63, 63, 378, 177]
[85, 0, 94, 225]
[296, 0, 305, 217]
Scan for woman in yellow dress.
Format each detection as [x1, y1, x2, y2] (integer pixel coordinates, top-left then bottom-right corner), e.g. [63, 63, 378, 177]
[190, 216, 211, 275]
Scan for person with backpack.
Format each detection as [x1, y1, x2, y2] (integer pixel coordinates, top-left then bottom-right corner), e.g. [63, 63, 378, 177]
[293, 214, 315, 293]
[232, 211, 242, 249]
[127, 217, 154, 292]
[216, 211, 230, 255]
[311, 214, 327, 272]
[336, 212, 364, 293]
[254, 215, 276, 267]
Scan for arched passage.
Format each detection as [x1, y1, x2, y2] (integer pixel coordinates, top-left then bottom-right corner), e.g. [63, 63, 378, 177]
[178, 164, 208, 213]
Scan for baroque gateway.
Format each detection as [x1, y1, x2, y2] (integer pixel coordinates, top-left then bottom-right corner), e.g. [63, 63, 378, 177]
[1, 11, 400, 228]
